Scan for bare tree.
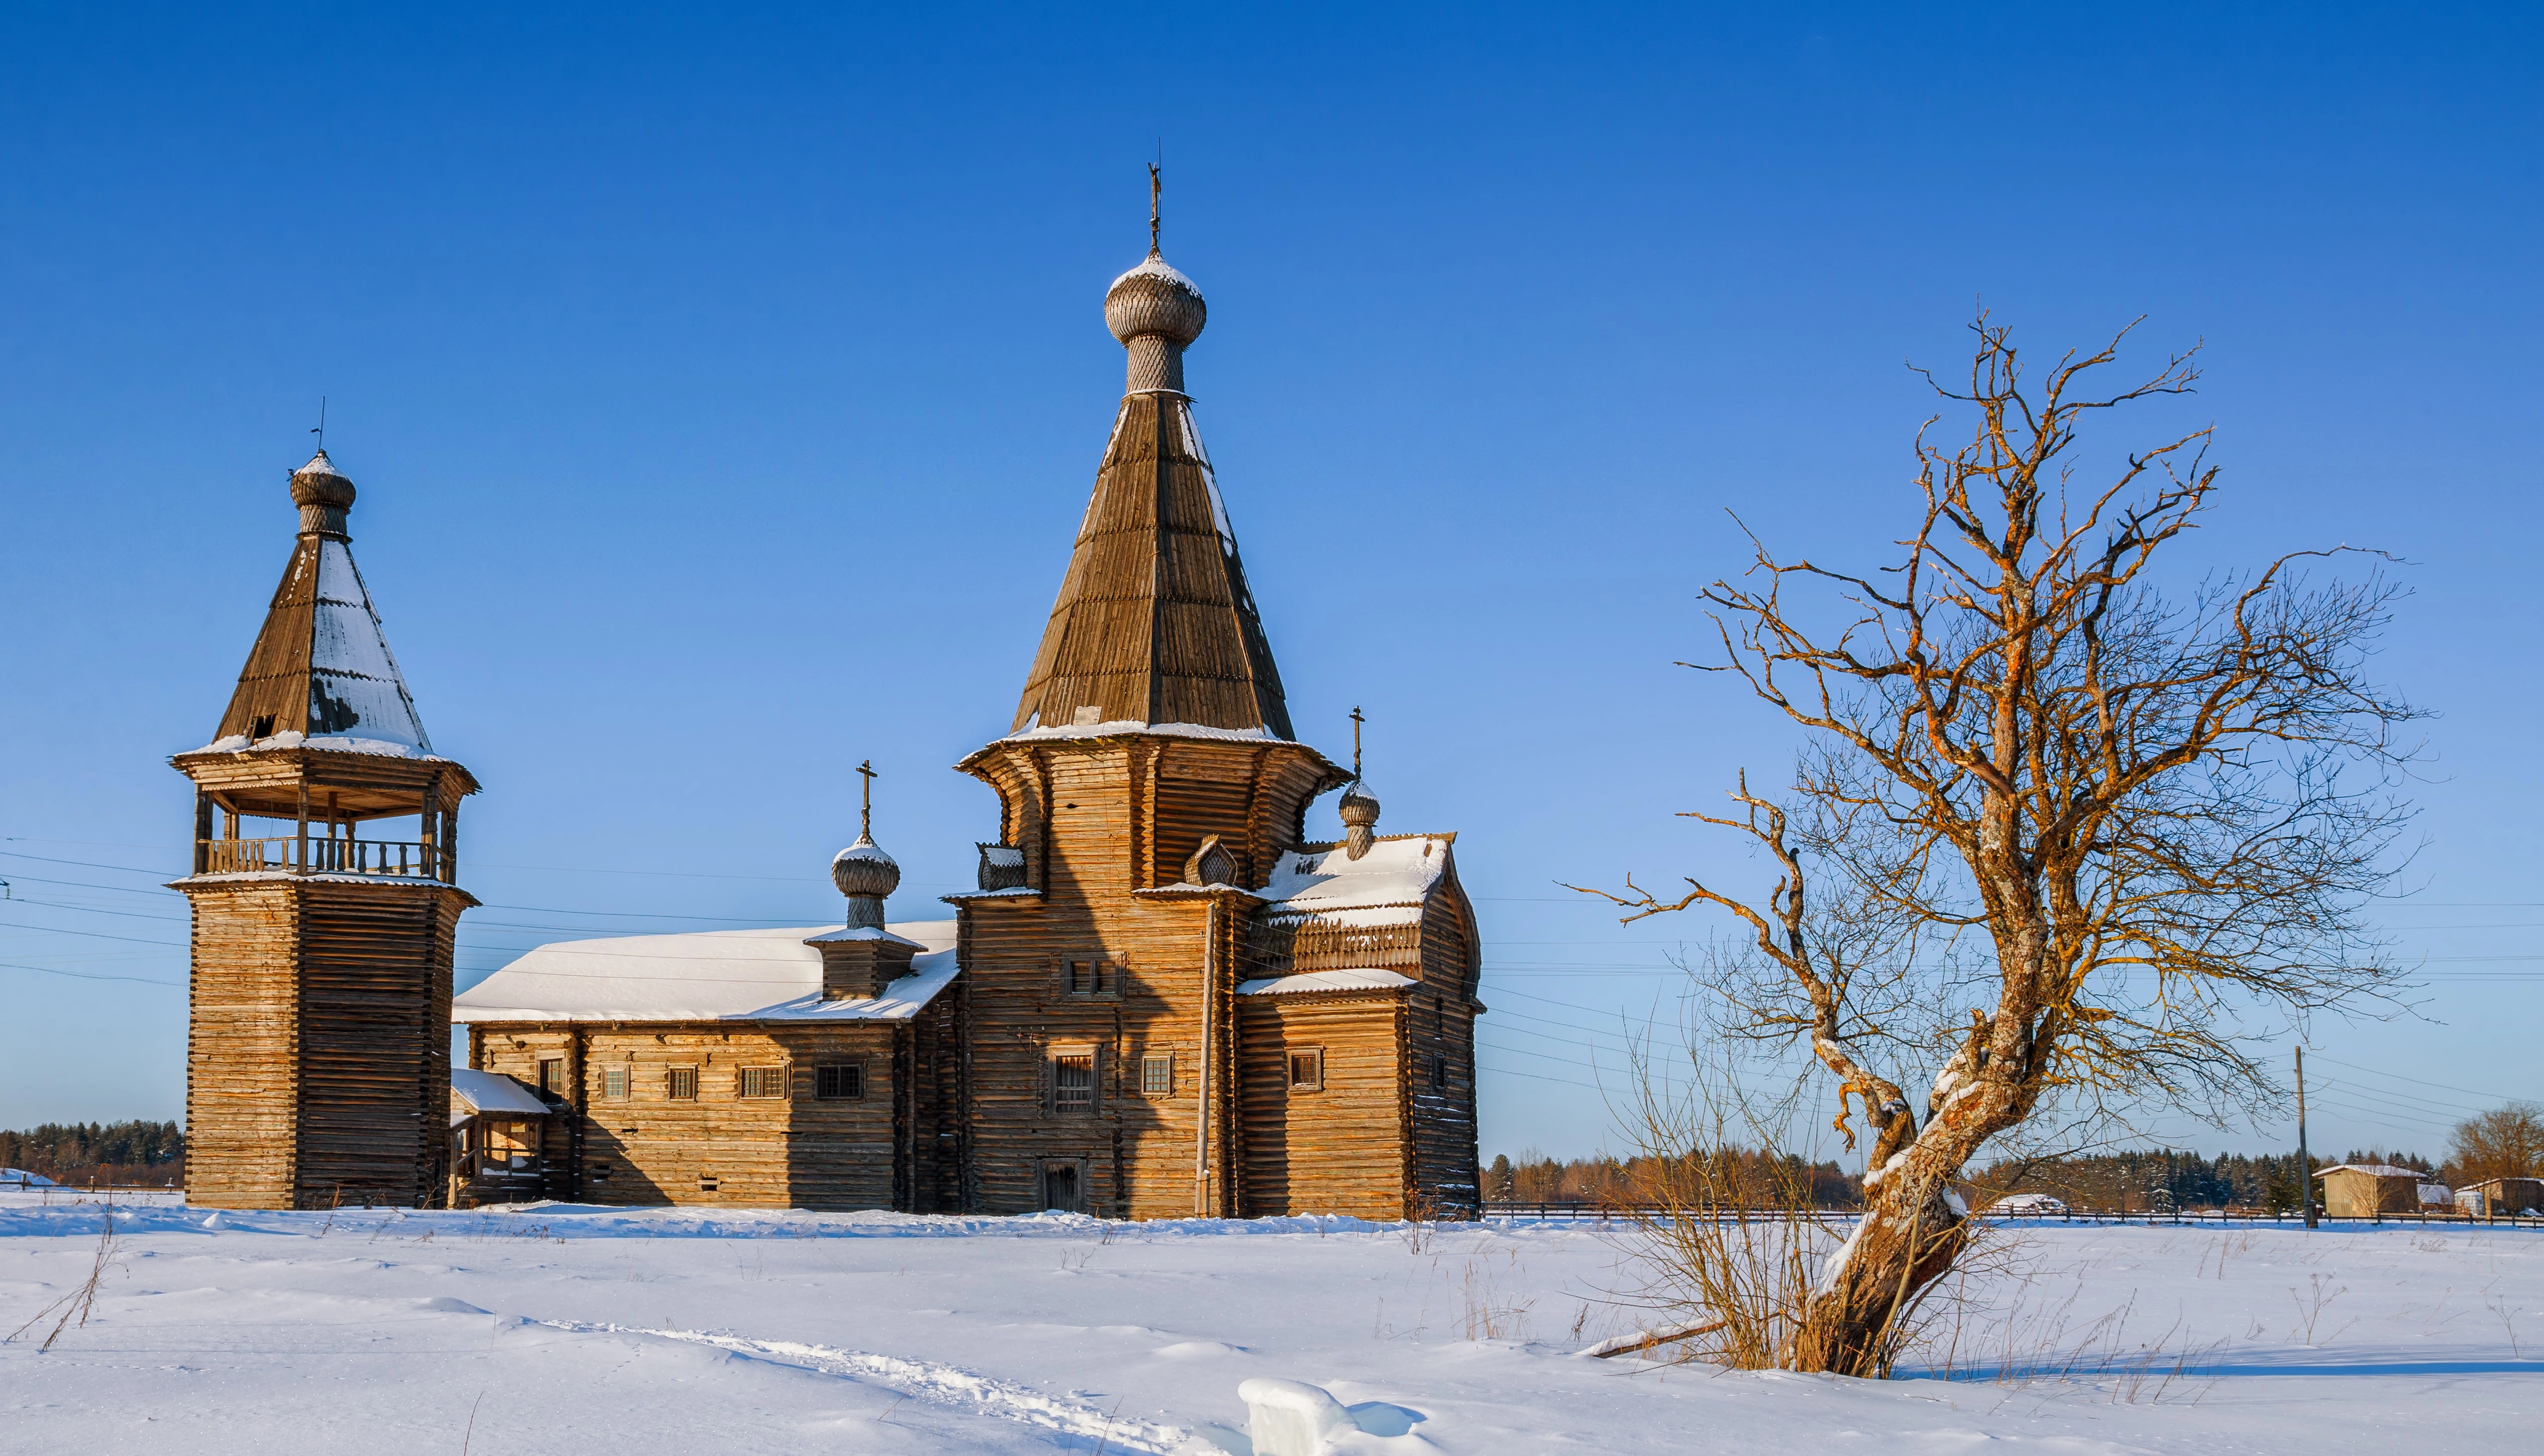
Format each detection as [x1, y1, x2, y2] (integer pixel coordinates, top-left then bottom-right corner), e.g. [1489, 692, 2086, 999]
[1576, 315, 2417, 1376]
[2446, 1103, 2544, 1185]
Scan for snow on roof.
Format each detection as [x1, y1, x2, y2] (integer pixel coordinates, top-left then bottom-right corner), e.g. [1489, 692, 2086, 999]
[1110, 253, 1202, 297]
[804, 926, 928, 948]
[186, 729, 449, 760]
[2316, 1164, 2426, 1179]
[1235, 969, 1418, 996]
[1256, 835, 1452, 927]
[455, 921, 959, 1023]
[834, 838, 897, 867]
[1005, 719, 1288, 745]
[452, 1069, 551, 1118]
[982, 845, 1025, 867]
[305, 539, 431, 750]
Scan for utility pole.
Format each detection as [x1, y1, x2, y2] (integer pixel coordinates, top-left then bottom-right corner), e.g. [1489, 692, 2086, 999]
[2296, 1047, 2317, 1229]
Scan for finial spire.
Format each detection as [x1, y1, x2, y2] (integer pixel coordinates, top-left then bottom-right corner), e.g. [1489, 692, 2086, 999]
[1149, 160, 1162, 255]
[858, 758, 877, 838]
[310, 395, 328, 451]
[1339, 708, 1381, 859]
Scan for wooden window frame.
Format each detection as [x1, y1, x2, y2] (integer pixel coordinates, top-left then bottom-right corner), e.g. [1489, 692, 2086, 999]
[737, 1065, 788, 1100]
[1288, 1047, 1325, 1093]
[666, 1065, 700, 1101]
[1061, 956, 1121, 1000]
[538, 1057, 566, 1096]
[1140, 1053, 1174, 1097]
[1050, 1046, 1098, 1114]
[815, 1062, 866, 1100]
[599, 1064, 629, 1100]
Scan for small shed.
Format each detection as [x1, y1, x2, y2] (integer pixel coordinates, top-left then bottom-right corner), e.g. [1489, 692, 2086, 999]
[2315, 1163, 2423, 1216]
[450, 1068, 552, 1205]
[2458, 1177, 2544, 1217]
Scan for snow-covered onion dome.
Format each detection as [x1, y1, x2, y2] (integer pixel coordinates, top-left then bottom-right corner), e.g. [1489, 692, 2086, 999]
[1106, 250, 1206, 346]
[290, 449, 357, 538]
[1107, 250, 1206, 393]
[833, 834, 900, 899]
[1339, 779, 1381, 860]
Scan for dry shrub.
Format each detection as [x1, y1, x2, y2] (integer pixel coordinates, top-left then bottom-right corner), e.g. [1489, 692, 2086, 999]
[1600, 1047, 1979, 1375]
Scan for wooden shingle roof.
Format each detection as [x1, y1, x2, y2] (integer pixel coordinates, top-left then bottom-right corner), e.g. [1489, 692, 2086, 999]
[1010, 251, 1294, 739]
[213, 451, 432, 752]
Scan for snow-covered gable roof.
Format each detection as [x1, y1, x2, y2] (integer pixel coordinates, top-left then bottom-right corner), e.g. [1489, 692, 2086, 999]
[2315, 1164, 2425, 1179]
[451, 1068, 550, 1118]
[1256, 834, 1454, 931]
[456, 921, 959, 1024]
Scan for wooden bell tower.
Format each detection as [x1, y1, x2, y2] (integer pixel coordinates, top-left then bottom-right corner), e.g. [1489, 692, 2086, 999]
[171, 450, 480, 1209]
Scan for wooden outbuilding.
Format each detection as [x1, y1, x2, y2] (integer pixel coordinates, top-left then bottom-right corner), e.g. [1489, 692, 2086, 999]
[449, 1068, 552, 1205]
[2458, 1177, 2544, 1217]
[2315, 1163, 2424, 1216]
[172, 450, 480, 1209]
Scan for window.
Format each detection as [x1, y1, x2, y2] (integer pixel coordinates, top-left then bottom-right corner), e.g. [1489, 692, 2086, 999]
[600, 1065, 629, 1100]
[1430, 1054, 1449, 1091]
[587, 1163, 612, 1182]
[1065, 959, 1116, 997]
[667, 1066, 699, 1100]
[1141, 1054, 1174, 1096]
[816, 1063, 865, 1100]
[1289, 1048, 1324, 1092]
[699, 1175, 719, 1193]
[738, 1066, 788, 1099]
[538, 1058, 565, 1096]
[1053, 1052, 1096, 1112]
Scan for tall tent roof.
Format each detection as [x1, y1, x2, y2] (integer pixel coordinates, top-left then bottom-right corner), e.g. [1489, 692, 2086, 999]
[214, 451, 433, 753]
[1010, 249, 1294, 739]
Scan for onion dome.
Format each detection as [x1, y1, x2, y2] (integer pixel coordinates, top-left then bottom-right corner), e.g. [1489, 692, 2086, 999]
[832, 834, 901, 900]
[289, 449, 357, 538]
[1106, 251, 1207, 348]
[1339, 779, 1381, 860]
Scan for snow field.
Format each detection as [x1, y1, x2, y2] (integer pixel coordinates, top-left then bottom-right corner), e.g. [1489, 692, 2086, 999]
[3, 1194, 2541, 1454]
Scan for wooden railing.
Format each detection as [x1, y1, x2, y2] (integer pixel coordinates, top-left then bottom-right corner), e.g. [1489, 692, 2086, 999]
[200, 835, 450, 879]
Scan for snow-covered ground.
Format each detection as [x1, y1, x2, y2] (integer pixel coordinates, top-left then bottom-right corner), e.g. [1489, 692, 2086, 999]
[4, 1192, 2539, 1453]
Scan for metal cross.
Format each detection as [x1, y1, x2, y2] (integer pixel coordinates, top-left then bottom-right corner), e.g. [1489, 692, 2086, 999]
[1149, 161, 1162, 254]
[857, 758, 877, 837]
[309, 395, 328, 450]
[1350, 706, 1364, 778]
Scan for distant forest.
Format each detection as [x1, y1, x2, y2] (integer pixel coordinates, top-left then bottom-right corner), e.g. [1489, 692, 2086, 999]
[1, 1121, 185, 1186]
[1488, 1145, 2444, 1212]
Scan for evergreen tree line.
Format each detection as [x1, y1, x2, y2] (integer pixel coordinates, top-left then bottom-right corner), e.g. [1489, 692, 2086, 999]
[0, 1121, 185, 1184]
[1485, 1148, 1863, 1208]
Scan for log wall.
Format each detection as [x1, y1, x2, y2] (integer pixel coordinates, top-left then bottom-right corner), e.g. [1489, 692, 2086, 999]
[178, 876, 470, 1209]
[1234, 995, 1409, 1218]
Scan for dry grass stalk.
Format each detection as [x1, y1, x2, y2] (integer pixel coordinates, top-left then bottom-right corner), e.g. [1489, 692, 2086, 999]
[6, 1193, 124, 1352]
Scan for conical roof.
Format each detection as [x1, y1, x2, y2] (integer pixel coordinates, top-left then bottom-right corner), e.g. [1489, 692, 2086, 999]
[1010, 252, 1293, 738]
[213, 451, 433, 752]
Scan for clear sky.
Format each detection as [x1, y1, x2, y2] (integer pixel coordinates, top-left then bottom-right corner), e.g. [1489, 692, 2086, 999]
[4, 4, 2536, 1167]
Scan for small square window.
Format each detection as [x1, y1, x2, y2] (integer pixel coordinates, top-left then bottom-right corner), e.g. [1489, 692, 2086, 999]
[1288, 1048, 1324, 1092]
[538, 1058, 565, 1095]
[1066, 959, 1116, 997]
[667, 1066, 699, 1100]
[1141, 1054, 1174, 1096]
[600, 1065, 629, 1100]
[1053, 1052, 1095, 1112]
[699, 1175, 719, 1193]
[587, 1163, 612, 1182]
[816, 1063, 865, 1100]
[738, 1066, 788, 1099]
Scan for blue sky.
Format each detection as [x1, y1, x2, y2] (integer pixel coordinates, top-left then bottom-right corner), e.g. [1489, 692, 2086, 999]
[3, 4, 2537, 1164]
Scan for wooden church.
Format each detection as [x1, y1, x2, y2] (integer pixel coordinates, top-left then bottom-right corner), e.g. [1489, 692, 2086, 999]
[182, 209, 1485, 1219]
